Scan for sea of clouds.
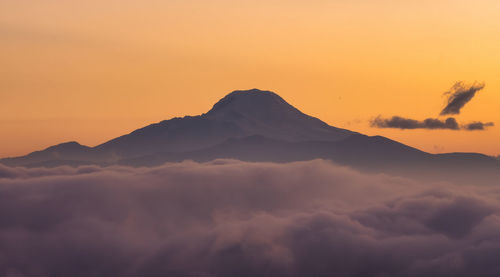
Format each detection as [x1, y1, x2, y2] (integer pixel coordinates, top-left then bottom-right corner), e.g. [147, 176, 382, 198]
[1, 159, 500, 276]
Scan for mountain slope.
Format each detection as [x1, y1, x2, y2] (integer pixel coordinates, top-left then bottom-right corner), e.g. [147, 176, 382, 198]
[92, 89, 354, 160]
[119, 134, 431, 166]
[204, 89, 353, 141]
[119, 134, 500, 185]
[0, 142, 93, 167]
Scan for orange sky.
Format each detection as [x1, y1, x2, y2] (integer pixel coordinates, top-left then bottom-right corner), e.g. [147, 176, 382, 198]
[1, 0, 499, 157]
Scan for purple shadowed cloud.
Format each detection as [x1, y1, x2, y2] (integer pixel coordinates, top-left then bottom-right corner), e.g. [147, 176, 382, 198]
[1, 160, 500, 276]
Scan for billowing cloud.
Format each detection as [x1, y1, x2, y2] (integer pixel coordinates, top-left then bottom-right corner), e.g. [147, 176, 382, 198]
[440, 81, 485, 116]
[371, 116, 459, 130]
[463, 121, 495, 131]
[1, 160, 500, 276]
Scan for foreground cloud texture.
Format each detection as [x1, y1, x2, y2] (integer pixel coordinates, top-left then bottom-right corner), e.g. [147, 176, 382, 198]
[1, 160, 500, 276]
[440, 81, 485, 116]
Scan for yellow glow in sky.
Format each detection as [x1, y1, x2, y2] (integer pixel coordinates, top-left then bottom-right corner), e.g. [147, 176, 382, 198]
[1, 0, 499, 157]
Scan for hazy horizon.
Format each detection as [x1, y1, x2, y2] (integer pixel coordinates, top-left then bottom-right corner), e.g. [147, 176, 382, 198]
[2, 0, 500, 157]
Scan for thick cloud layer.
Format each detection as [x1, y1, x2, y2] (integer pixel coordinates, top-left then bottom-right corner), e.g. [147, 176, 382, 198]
[371, 116, 460, 130]
[440, 81, 485, 115]
[1, 160, 500, 276]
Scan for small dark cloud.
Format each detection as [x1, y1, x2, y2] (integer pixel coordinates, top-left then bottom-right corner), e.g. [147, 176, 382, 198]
[371, 116, 459, 130]
[440, 81, 485, 116]
[423, 117, 460, 130]
[463, 121, 495, 131]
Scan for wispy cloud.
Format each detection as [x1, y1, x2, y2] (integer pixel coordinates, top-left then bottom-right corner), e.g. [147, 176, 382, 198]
[440, 81, 485, 116]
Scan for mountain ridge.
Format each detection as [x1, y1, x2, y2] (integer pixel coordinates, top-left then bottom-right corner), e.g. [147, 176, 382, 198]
[85, 89, 355, 160]
[1, 88, 499, 185]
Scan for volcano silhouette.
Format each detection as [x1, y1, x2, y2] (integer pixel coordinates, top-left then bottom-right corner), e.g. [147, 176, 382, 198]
[1, 89, 499, 185]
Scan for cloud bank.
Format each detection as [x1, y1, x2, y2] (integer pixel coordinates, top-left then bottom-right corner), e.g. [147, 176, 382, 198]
[1, 160, 500, 276]
[371, 116, 459, 130]
[440, 81, 485, 116]
[371, 116, 494, 131]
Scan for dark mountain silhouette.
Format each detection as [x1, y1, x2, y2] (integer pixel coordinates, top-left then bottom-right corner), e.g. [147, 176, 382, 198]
[92, 89, 354, 159]
[1, 89, 499, 185]
[1, 142, 94, 167]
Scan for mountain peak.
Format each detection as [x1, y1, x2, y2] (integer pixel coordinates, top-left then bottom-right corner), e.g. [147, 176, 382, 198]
[229, 88, 276, 95]
[206, 89, 286, 116]
[40, 141, 90, 154]
[203, 88, 354, 142]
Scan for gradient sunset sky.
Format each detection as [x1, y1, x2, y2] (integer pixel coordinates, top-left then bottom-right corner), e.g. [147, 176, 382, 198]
[1, 0, 499, 157]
